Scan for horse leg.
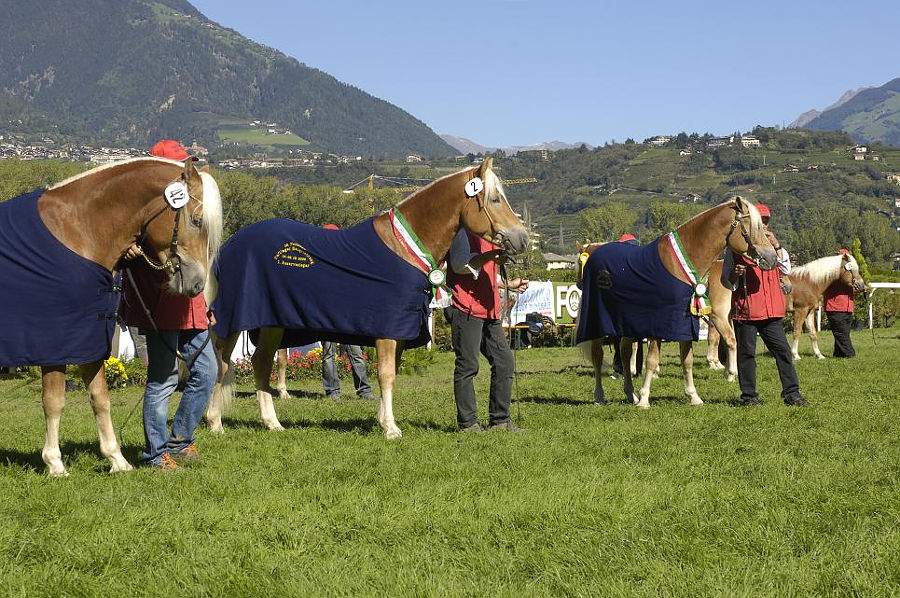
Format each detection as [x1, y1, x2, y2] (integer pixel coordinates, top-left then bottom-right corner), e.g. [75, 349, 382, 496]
[276, 348, 289, 399]
[807, 311, 824, 359]
[206, 332, 238, 434]
[629, 340, 638, 376]
[636, 339, 662, 409]
[79, 361, 133, 473]
[589, 339, 605, 404]
[252, 327, 285, 431]
[792, 310, 805, 360]
[375, 338, 404, 439]
[679, 342, 703, 406]
[40, 366, 69, 477]
[710, 312, 737, 381]
[706, 323, 724, 370]
[620, 337, 636, 404]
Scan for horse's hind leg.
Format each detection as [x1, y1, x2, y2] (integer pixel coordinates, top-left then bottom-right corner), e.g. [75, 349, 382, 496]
[635, 339, 662, 409]
[706, 324, 724, 370]
[620, 338, 636, 404]
[375, 338, 403, 439]
[589, 339, 605, 404]
[807, 311, 825, 359]
[710, 312, 737, 382]
[792, 310, 805, 360]
[679, 342, 703, 406]
[206, 331, 237, 434]
[41, 366, 69, 476]
[276, 348, 289, 399]
[252, 327, 285, 431]
[80, 361, 133, 473]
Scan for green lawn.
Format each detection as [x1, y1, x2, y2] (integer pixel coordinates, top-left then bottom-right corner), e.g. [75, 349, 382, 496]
[217, 124, 309, 148]
[0, 329, 898, 596]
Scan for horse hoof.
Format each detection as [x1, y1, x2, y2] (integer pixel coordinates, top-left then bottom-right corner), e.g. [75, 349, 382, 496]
[636, 404, 650, 410]
[278, 391, 290, 400]
[816, 354, 825, 360]
[725, 373, 736, 382]
[793, 355, 801, 361]
[384, 427, 402, 440]
[109, 460, 134, 473]
[268, 424, 285, 432]
[47, 468, 69, 478]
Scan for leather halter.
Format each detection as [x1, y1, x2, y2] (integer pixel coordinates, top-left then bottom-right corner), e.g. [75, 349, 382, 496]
[725, 201, 760, 265]
[466, 172, 509, 251]
[135, 181, 198, 291]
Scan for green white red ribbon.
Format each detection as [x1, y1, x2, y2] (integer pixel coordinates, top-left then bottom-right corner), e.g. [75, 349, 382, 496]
[666, 231, 711, 316]
[389, 208, 450, 308]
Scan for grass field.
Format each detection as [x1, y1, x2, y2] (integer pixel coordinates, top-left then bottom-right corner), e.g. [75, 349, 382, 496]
[217, 124, 309, 148]
[0, 329, 898, 597]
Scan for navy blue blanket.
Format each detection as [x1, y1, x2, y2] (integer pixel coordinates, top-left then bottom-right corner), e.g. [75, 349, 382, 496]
[0, 190, 119, 366]
[211, 218, 432, 348]
[576, 240, 698, 343]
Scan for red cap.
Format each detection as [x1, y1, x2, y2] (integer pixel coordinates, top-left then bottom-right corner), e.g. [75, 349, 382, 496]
[618, 233, 636, 243]
[755, 203, 771, 217]
[839, 248, 850, 255]
[149, 139, 196, 161]
[323, 223, 339, 230]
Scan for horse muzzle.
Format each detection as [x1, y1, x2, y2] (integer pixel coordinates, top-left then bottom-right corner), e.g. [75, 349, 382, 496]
[167, 256, 207, 297]
[496, 228, 529, 255]
[755, 247, 779, 271]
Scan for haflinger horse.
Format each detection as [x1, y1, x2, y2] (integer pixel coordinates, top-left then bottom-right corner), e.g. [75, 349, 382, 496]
[0, 158, 222, 476]
[576, 197, 778, 408]
[205, 158, 529, 438]
[706, 252, 865, 367]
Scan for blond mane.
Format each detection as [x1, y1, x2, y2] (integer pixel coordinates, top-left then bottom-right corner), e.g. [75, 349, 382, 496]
[793, 254, 858, 286]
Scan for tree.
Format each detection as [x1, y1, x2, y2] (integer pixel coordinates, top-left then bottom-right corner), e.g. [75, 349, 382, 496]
[577, 202, 637, 242]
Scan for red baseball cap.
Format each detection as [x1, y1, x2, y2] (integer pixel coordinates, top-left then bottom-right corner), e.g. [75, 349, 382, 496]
[323, 223, 339, 230]
[618, 233, 636, 243]
[149, 139, 197, 161]
[755, 203, 771, 217]
[839, 248, 850, 255]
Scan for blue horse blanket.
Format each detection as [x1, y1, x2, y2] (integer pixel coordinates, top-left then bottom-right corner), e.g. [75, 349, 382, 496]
[211, 218, 432, 348]
[576, 239, 698, 343]
[0, 190, 120, 366]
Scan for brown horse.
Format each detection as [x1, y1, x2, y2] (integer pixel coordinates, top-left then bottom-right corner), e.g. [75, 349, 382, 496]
[578, 197, 777, 408]
[0, 158, 222, 476]
[206, 158, 529, 438]
[706, 252, 865, 367]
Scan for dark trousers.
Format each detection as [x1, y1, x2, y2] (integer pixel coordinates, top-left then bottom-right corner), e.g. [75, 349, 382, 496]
[826, 311, 856, 358]
[446, 305, 514, 428]
[734, 318, 801, 403]
[612, 335, 644, 376]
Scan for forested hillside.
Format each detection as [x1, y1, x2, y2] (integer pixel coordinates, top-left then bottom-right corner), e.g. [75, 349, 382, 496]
[0, 0, 456, 158]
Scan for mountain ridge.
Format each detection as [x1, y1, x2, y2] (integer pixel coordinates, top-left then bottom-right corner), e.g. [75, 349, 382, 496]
[797, 78, 900, 145]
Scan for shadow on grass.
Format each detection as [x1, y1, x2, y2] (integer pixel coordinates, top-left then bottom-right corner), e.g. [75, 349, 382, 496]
[233, 389, 323, 400]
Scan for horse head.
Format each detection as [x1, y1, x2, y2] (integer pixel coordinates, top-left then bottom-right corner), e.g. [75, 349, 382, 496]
[838, 252, 866, 293]
[141, 159, 223, 296]
[459, 158, 529, 254]
[726, 197, 778, 270]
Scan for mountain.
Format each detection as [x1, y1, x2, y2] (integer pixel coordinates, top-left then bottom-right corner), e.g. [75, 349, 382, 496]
[789, 87, 869, 128]
[0, 0, 457, 158]
[799, 78, 900, 145]
[440, 134, 591, 156]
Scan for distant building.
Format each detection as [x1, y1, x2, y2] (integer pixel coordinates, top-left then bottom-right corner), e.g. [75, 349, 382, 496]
[783, 164, 800, 173]
[542, 253, 576, 270]
[707, 136, 734, 148]
[740, 135, 760, 148]
[648, 136, 671, 146]
[406, 154, 422, 163]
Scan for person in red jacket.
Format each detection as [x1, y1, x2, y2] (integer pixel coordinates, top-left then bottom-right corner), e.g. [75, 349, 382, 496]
[722, 203, 809, 407]
[119, 140, 216, 469]
[823, 248, 857, 358]
[446, 229, 529, 431]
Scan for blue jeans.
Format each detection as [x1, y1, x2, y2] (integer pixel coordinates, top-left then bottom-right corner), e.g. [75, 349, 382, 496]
[321, 342, 373, 398]
[142, 329, 216, 464]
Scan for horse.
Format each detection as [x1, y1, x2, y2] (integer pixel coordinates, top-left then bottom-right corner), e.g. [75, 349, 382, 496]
[205, 158, 529, 438]
[0, 157, 222, 476]
[706, 252, 865, 366]
[576, 197, 777, 409]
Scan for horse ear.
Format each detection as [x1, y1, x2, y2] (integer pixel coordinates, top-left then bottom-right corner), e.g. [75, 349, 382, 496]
[478, 157, 493, 178]
[182, 159, 194, 184]
[733, 195, 744, 209]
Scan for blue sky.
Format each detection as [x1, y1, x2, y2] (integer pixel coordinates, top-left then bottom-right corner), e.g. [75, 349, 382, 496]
[189, 0, 899, 149]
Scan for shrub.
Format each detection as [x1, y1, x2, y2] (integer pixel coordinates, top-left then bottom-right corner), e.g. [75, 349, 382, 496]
[103, 357, 129, 389]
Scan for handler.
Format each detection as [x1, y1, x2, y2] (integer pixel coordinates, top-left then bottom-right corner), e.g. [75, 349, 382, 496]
[823, 248, 858, 358]
[119, 140, 216, 469]
[446, 229, 529, 432]
[722, 203, 809, 407]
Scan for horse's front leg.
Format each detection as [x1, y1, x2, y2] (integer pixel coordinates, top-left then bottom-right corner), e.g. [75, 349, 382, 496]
[275, 348, 289, 399]
[709, 312, 737, 382]
[206, 332, 238, 434]
[635, 339, 662, 409]
[80, 361, 133, 473]
[791, 310, 804, 360]
[40, 366, 69, 476]
[706, 324, 724, 370]
[806, 311, 825, 359]
[679, 342, 703, 406]
[375, 338, 404, 439]
[252, 327, 285, 431]
[589, 339, 605, 404]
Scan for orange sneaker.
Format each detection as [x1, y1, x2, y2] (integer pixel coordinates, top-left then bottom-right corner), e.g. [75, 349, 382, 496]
[150, 452, 178, 471]
[173, 444, 200, 462]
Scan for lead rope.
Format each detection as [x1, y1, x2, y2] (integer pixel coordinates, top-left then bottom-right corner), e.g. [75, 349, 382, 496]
[500, 260, 522, 426]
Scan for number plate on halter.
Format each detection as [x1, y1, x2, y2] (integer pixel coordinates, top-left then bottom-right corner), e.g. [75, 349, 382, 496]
[164, 182, 190, 209]
[428, 268, 446, 286]
[465, 177, 484, 198]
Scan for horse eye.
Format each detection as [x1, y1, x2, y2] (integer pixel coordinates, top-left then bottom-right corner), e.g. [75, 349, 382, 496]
[190, 214, 203, 229]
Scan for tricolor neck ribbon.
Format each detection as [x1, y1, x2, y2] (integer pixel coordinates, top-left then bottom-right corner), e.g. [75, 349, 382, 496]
[666, 231, 711, 316]
[389, 208, 450, 307]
